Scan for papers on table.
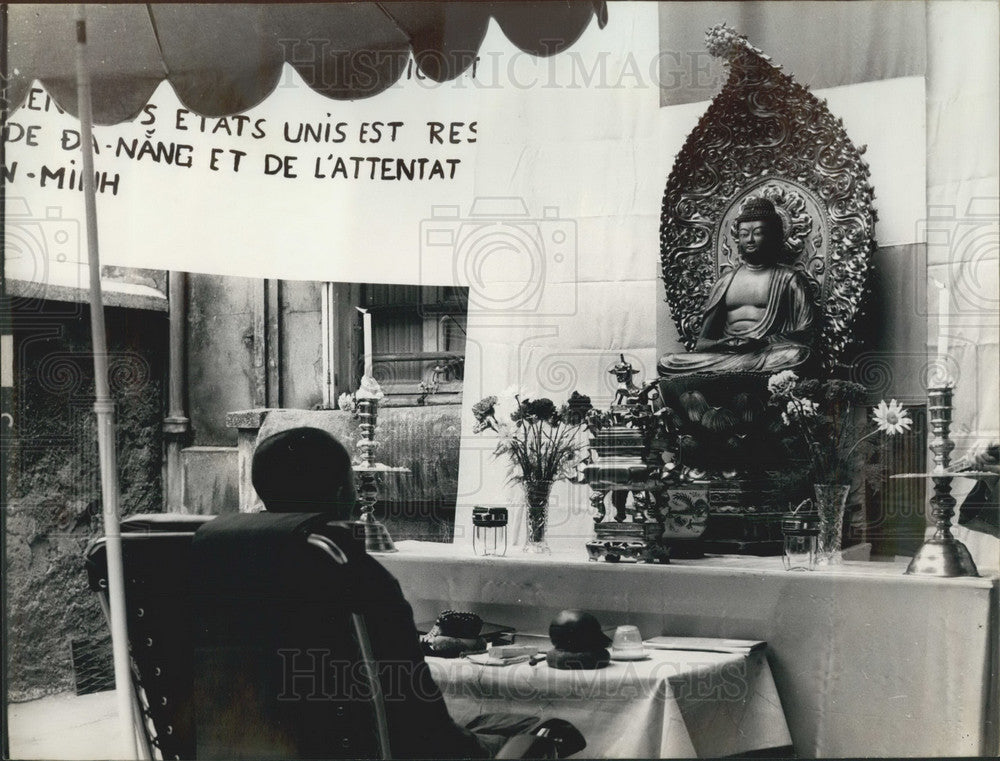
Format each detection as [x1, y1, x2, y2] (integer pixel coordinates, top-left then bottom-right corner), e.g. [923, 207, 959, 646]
[464, 645, 543, 666]
[488, 644, 541, 659]
[643, 636, 766, 655]
[465, 652, 533, 667]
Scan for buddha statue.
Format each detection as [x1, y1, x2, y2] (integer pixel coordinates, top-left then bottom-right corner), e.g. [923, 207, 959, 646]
[658, 198, 815, 375]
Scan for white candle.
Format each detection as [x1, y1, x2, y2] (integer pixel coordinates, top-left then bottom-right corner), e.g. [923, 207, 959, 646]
[358, 307, 373, 378]
[934, 279, 949, 378]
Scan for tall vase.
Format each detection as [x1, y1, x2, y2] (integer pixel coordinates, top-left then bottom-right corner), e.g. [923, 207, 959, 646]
[522, 480, 553, 554]
[814, 483, 850, 566]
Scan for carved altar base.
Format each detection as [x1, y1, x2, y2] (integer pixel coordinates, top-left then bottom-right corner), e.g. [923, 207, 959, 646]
[655, 373, 776, 471]
[654, 372, 786, 555]
[675, 480, 783, 555]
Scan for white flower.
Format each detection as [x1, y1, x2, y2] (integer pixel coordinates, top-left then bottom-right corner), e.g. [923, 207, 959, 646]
[337, 392, 356, 412]
[356, 374, 385, 400]
[873, 399, 912, 435]
[496, 429, 517, 449]
[495, 385, 523, 424]
[499, 384, 522, 399]
[784, 398, 818, 421]
[767, 370, 799, 396]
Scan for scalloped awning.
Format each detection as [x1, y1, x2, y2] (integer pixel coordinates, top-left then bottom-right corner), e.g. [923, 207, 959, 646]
[6, 2, 608, 125]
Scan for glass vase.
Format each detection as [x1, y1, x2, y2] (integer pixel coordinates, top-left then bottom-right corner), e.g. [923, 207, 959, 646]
[522, 480, 553, 554]
[814, 483, 850, 566]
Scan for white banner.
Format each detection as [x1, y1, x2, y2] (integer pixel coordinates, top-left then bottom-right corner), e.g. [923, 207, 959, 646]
[5, 5, 924, 290]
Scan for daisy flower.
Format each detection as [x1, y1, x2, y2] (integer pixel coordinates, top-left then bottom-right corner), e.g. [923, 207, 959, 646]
[872, 399, 912, 435]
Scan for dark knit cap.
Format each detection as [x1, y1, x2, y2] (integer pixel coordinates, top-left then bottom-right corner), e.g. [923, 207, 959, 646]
[251, 427, 356, 517]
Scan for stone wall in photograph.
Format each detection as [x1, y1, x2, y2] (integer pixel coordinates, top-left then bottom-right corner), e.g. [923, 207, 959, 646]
[6, 303, 166, 700]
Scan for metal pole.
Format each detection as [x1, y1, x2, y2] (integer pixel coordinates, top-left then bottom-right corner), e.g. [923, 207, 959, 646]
[321, 282, 332, 408]
[74, 6, 139, 757]
[163, 271, 189, 511]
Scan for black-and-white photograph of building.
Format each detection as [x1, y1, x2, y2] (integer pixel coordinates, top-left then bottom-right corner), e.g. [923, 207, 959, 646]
[2, 2, 998, 759]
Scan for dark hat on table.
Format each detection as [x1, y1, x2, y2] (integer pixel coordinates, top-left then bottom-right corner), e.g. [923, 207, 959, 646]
[548, 609, 612, 651]
[435, 610, 483, 639]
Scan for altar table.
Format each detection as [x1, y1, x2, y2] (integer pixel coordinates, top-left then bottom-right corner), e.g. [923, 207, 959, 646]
[427, 645, 791, 758]
[382, 541, 999, 757]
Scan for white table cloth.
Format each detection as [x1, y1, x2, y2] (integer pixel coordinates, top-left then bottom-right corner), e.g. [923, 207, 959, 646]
[382, 541, 1000, 757]
[428, 646, 791, 758]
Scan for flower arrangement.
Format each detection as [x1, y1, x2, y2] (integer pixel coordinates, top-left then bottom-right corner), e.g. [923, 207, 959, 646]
[766, 370, 913, 485]
[472, 388, 596, 551]
[471, 389, 596, 484]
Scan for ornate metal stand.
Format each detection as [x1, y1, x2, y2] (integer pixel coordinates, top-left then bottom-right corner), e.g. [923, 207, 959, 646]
[584, 425, 669, 563]
[582, 359, 673, 563]
[900, 386, 979, 577]
[353, 396, 407, 553]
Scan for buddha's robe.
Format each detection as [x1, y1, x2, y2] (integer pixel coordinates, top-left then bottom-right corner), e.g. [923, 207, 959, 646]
[658, 263, 814, 375]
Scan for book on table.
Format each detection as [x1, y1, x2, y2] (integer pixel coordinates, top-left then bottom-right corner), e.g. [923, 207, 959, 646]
[643, 636, 766, 655]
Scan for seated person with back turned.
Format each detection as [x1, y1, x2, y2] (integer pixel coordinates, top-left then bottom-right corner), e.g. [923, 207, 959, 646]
[251, 427, 545, 759]
[658, 197, 815, 375]
[955, 442, 1000, 571]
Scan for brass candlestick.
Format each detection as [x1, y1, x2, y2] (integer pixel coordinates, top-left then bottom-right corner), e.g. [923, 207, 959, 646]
[901, 385, 979, 577]
[352, 392, 407, 553]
